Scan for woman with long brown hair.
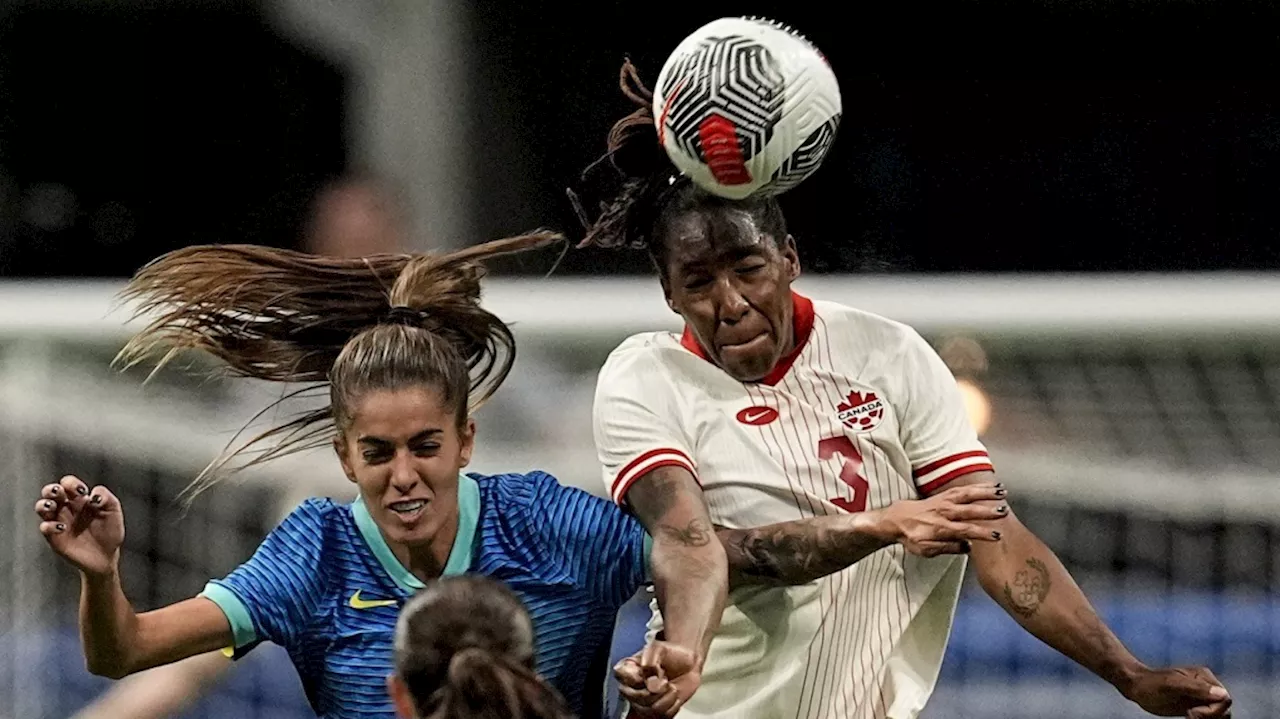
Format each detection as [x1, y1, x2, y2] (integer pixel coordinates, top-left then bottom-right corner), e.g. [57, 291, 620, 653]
[33, 231, 655, 719]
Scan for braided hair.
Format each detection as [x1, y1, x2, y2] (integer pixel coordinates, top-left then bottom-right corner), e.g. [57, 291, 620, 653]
[569, 59, 789, 275]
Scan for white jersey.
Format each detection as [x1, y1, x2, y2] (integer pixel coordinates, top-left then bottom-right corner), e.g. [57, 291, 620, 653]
[593, 293, 993, 719]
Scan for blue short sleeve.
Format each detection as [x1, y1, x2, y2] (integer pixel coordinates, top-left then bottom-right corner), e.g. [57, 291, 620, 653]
[199, 498, 331, 655]
[526, 472, 650, 607]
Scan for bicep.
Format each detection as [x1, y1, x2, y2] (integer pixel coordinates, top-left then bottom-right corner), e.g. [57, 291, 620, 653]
[625, 465, 714, 549]
[132, 597, 234, 672]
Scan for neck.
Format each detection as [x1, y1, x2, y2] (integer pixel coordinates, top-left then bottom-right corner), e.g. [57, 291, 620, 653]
[388, 512, 458, 584]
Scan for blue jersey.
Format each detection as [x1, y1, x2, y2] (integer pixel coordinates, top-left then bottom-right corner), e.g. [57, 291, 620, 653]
[200, 471, 651, 719]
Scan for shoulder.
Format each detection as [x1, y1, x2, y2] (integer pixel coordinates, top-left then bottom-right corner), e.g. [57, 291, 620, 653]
[812, 299, 920, 346]
[472, 471, 616, 524]
[471, 470, 569, 515]
[274, 497, 347, 532]
[599, 332, 689, 380]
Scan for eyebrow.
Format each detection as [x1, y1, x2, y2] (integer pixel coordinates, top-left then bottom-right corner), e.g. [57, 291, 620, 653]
[356, 429, 443, 447]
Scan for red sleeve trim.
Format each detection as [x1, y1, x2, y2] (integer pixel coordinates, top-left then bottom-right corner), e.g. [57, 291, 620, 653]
[913, 450, 990, 479]
[610, 447, 697, 505]
[917, 463, 996, 495]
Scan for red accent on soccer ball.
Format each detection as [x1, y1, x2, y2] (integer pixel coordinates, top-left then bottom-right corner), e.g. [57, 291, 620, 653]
[736, 406, 779, 426]
[698, 114, 753, 186]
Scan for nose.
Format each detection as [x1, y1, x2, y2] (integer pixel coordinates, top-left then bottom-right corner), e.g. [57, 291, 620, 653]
[389, 450, 419, 493]
[712, 278, 750, 325]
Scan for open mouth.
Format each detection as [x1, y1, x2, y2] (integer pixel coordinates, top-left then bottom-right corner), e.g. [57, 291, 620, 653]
[388, 499, 427, 520]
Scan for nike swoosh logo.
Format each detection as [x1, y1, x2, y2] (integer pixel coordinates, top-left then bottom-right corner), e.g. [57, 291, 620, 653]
[743, 410, 770, 423]
[349, 589, 398, 610]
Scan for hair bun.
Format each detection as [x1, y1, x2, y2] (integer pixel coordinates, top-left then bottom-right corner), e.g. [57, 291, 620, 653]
[447, 646, 491, 686]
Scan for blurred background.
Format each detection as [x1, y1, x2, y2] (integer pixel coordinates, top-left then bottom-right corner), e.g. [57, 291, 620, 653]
[1, 0, 1278, 717]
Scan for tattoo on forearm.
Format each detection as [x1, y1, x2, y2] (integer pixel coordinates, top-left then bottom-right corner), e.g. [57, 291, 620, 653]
[1003, 557, 1052, 619]
[658, 518, 712, 547]
[725, 520, 885, 586]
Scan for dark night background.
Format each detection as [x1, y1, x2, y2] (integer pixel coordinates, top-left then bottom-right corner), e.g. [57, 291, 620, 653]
[4, 0, 1280, 277]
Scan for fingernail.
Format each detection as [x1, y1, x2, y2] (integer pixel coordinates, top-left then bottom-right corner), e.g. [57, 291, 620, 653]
[1210, 686, 1228, 700]
[992, 531, 1002, 540]
[56, 523, 65, 531]
[44, 501, 53, 510]
[77, 486, 88, 496]
[91, 495, 102, 505]
[995, 482, 1003, 488]
[995, 489, 1007, 497]
[997, 505, 1008, 513]
[50, 486, 59, 495]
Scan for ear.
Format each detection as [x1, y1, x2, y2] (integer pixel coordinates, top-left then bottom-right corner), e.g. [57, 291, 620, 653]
[386, 673, 418, 719]
[458, 418, 477, 468]
[334, 435, 358, 484]
[781, 234, 801, 282]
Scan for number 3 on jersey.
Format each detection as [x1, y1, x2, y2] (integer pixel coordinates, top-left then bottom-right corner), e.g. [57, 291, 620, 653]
[818, 436, 869, 513]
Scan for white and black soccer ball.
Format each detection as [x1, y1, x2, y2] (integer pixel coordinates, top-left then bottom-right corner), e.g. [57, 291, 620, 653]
[652, 16, 842, 200]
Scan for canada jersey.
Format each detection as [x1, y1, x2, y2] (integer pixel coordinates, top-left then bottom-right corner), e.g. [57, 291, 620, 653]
[593, 292, 994, 719]
[200, 471, 649, 719]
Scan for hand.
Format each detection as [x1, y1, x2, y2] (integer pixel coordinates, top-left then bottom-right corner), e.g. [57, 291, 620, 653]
[35, 476, 125, 577]
[1121, 665, 1232, 718]
[875, 482, 1010, 558]
[614, 640, 701, 718]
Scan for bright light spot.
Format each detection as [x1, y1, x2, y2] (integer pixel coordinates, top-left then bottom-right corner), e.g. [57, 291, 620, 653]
[956, 378, 991, 436]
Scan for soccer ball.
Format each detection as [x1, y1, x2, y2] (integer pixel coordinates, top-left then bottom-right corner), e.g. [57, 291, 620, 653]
[652, 16, 842, 200]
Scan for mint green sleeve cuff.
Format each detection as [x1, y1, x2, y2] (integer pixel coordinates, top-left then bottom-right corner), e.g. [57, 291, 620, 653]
[642, 533, 654, 584]
[200, 581, 258, 650]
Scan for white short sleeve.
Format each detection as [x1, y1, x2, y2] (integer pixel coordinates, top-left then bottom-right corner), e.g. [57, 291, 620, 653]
[898, 329, 994, 494]
[592, 341, 698, 506]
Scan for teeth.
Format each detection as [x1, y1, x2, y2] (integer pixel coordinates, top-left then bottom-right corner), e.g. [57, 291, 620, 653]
[391, 500, 426, 513]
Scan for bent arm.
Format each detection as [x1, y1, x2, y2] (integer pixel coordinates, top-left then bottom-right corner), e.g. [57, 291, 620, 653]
[945, 472, 1146, 694]
[80, 568, 232, 678]
[627, 465, 727, 663]
[719, 512, 890, 589]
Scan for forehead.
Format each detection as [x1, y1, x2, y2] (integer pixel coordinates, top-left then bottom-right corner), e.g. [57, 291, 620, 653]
[349, 386, 453, 433]
[660, 205, 774, 268]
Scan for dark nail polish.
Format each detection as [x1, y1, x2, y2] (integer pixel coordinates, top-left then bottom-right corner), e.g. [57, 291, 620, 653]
[995, 482, 1004, 488]
[995, 488, 1007, 497]
[91, 495, 102, 505]
[56, 523, 65, 531]
[44, 500, 53, 510]
[997, 505, 1008, 513]
[77, 486, 88, 496]
[992, 531, 1003, 540]
[50, 486, 59, 495]
[960, 542, 971, 553]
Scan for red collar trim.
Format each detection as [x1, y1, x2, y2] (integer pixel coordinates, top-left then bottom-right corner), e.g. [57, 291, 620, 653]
[679, 291, 815, 386]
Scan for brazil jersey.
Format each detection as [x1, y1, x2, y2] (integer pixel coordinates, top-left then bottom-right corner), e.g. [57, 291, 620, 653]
[200, 471, 651, 718]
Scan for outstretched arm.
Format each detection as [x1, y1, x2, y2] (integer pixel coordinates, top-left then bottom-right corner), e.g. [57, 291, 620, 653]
[627, 466, 727, 667]
[719, 482, 1009, 588]
[945, 472, 1232, 718]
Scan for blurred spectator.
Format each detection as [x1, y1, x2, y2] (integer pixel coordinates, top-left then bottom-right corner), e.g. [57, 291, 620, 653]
[304, 174, 407, 258]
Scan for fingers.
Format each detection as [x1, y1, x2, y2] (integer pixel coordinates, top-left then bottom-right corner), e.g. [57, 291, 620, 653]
[614, 657, 646, 689]
[1188, 701, 1232, 719]
[936, 483, 1007, 505]
[38, 520, 67, 538]
[86, 486, 119, 515]
[938, 502, 1010, 522]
